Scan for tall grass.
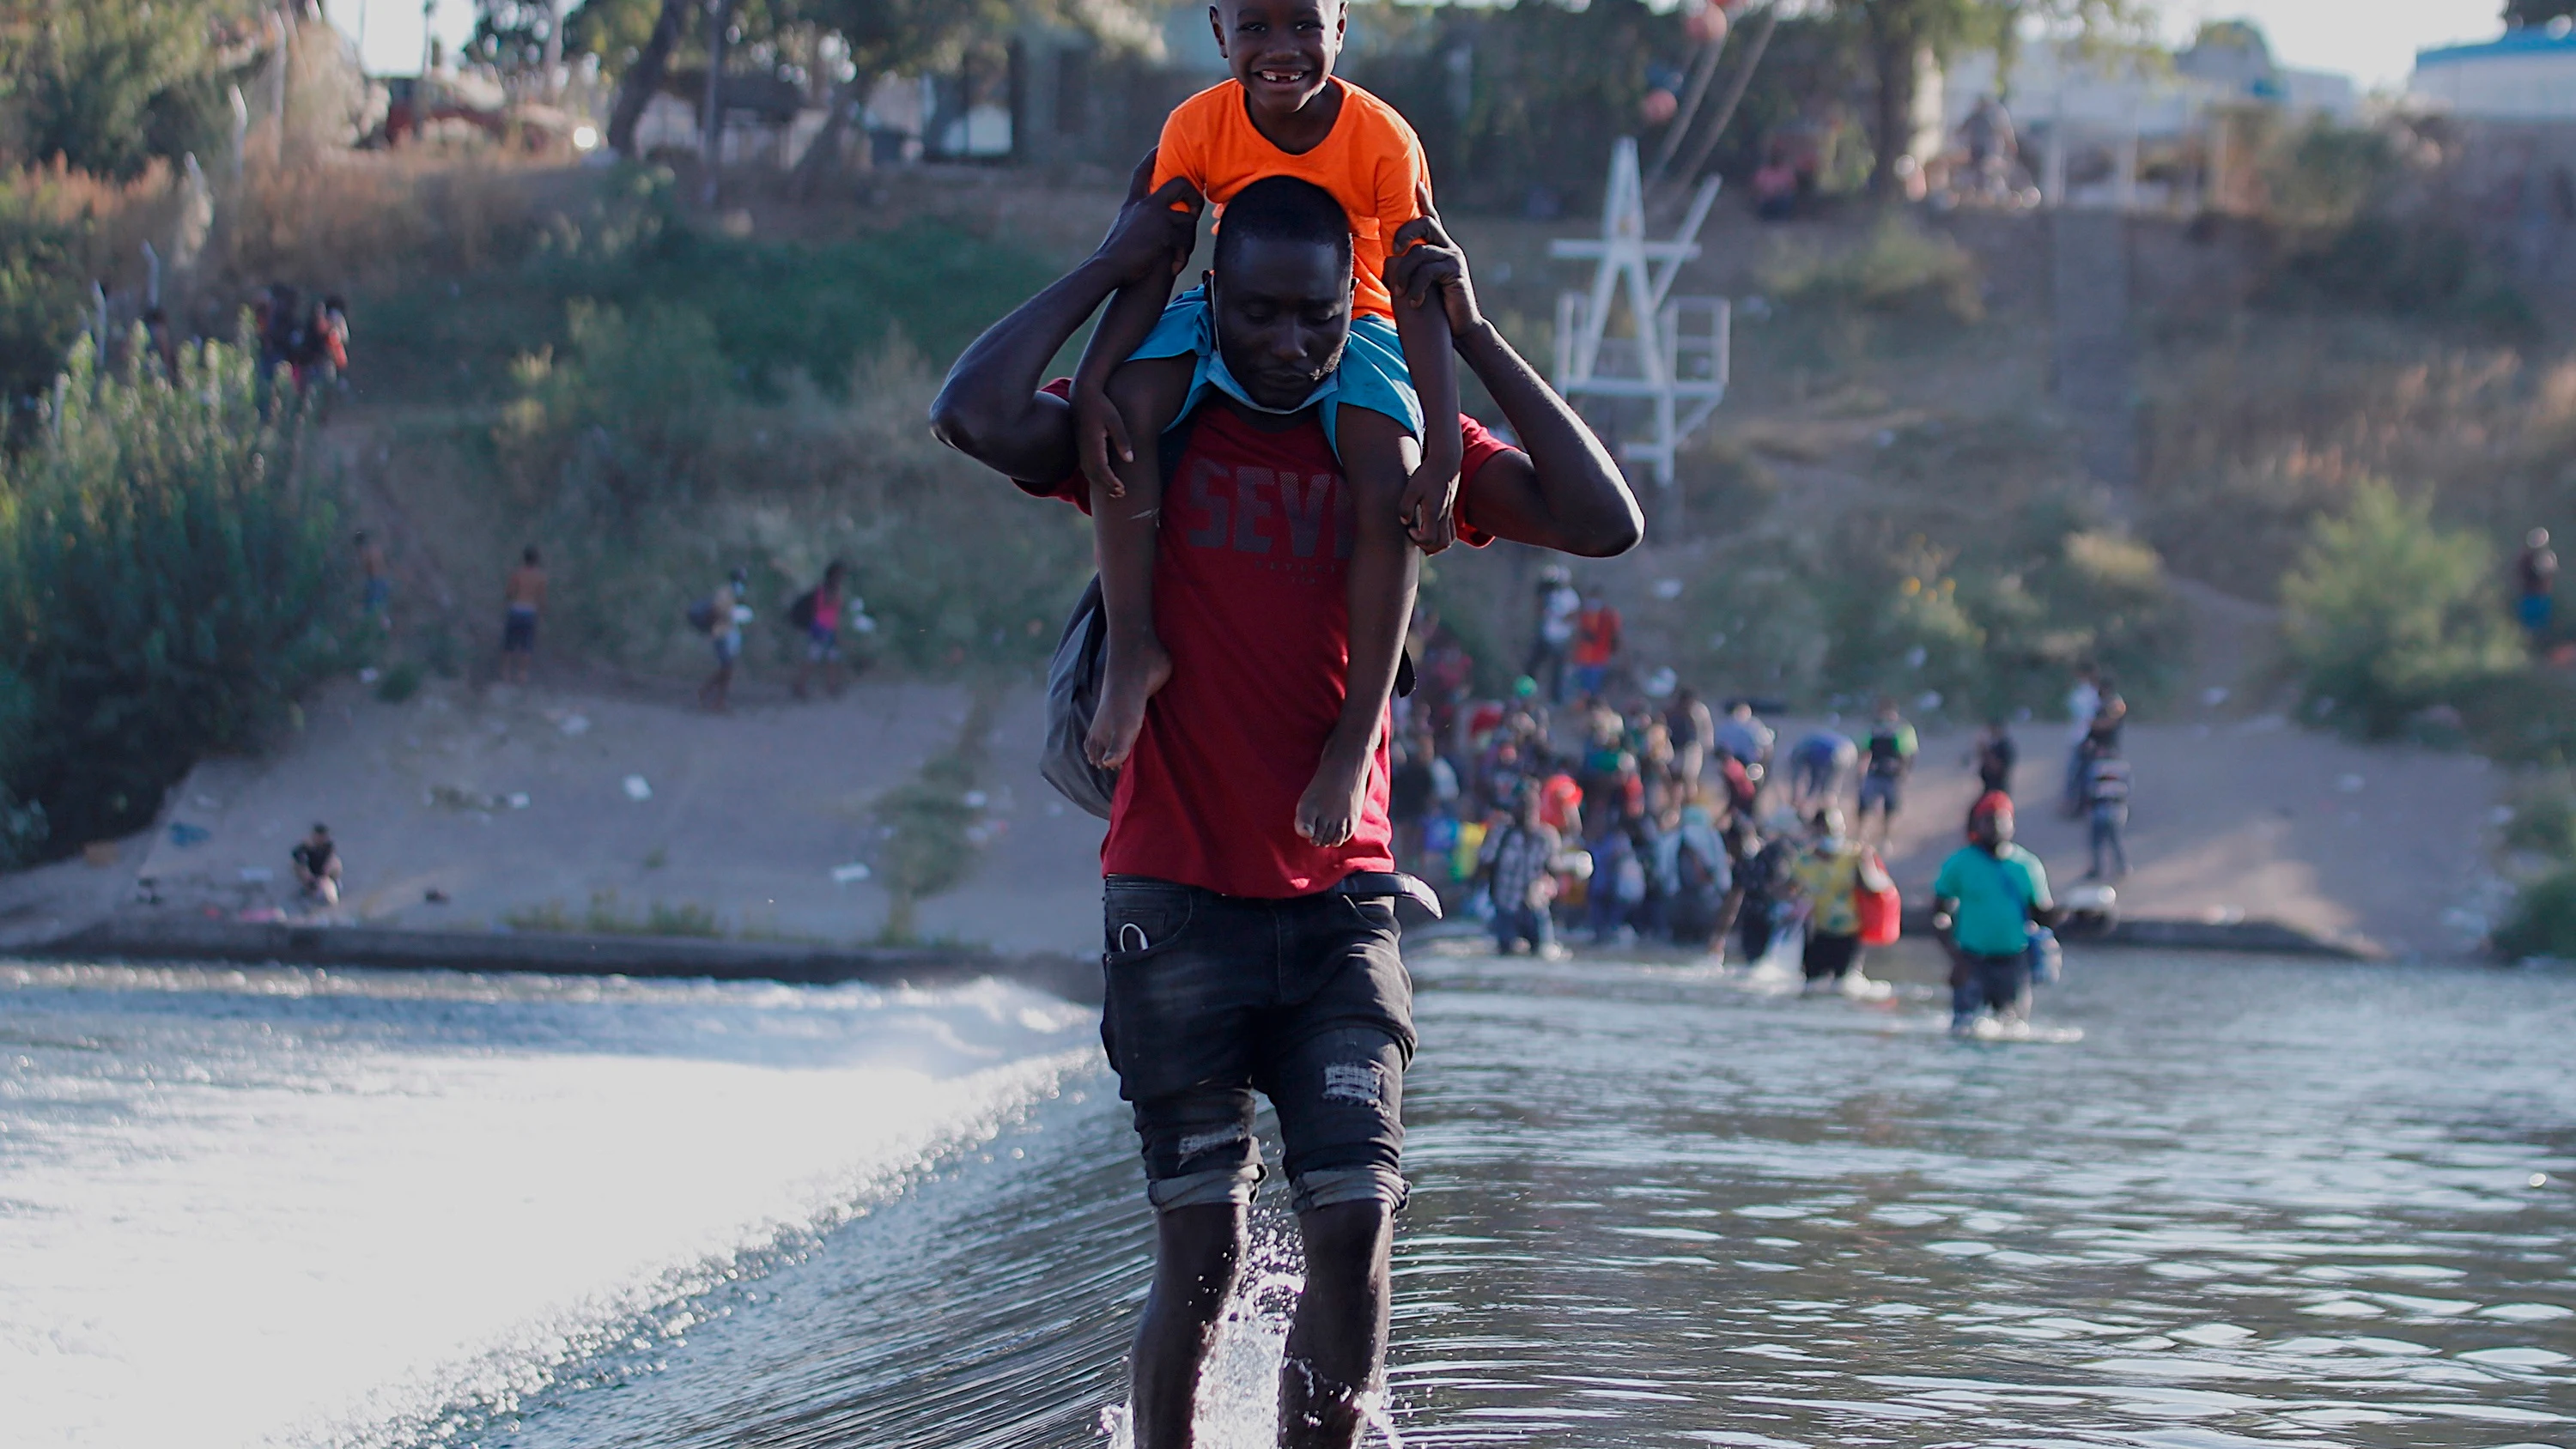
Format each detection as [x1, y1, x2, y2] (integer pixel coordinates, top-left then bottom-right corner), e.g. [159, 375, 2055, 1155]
[2278, 478, 2521, 740]
[2139, 320, 2576, 598]
[490, 309, 1091, 676]
[1759, 215, 1984, 324]
[0, 332, 347, 854]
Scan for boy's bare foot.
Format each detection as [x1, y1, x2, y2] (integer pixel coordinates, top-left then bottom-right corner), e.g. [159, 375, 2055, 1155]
[1087, 634, 1171, 769]
[1296, 746, 1371, 848]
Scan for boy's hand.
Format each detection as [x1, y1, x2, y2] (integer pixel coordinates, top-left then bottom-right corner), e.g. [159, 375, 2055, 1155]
[1075, 382, 1133, 499]
[1387, 186, 1485, 339]
[1399, 435, 1461, 555]
[1093, 149, 1202, 289]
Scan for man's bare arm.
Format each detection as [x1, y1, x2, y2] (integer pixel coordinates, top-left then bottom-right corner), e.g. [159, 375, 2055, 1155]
[930, 154, 1200, 484]
[1387, 200, 1642, 558]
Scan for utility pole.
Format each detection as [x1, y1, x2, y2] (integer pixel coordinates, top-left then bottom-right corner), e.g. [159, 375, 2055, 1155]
[543, 0, 564, 100]
[702, 0, 733, 205]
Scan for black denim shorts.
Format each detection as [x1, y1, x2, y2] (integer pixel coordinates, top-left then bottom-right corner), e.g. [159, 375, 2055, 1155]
[1100, 874, 1417, 1216]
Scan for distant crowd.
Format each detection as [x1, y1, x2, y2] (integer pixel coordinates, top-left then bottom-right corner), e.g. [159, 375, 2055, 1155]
[1387, 567, 2142, 1002]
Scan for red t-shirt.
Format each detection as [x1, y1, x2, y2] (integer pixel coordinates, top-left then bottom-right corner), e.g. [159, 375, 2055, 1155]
[1022, 389, 1515, 897]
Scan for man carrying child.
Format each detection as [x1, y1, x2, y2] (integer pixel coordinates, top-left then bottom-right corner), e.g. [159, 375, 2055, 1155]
[934, 147, 1638, 1449]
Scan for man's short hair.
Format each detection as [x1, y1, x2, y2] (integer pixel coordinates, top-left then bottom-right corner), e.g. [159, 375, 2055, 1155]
[1214, 175, 1353, 276]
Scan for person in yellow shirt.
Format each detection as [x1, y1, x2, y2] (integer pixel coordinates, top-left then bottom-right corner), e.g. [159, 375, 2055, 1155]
[1787, 808, 1887, 991]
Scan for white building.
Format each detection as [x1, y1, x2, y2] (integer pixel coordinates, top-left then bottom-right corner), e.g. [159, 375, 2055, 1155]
[2411, 26, 2576, 121]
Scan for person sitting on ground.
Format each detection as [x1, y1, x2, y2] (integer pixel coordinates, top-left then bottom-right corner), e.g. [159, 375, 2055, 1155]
[290, 823, 342, 908]
[1070, 0, 1465, 789]
[1788, 807, 1884, 991]
[501, 545, 545, 685]
[1786, 730, 1856, 815]
[929, 150, 1640, 1449]
[1855, 700, 1917, 843]
[698, 567, 751, 712]
[1933, 791, 2063, 1036]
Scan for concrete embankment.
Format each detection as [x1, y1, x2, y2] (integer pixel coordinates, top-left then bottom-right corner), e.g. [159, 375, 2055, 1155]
[35, 915, 1106, 1004]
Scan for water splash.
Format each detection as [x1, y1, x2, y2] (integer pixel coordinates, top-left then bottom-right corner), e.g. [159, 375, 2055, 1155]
[1100, 1218, 1403, 1449]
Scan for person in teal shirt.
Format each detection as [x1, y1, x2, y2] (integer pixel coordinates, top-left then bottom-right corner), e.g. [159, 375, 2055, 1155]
[1932, 791, 2063, 1034]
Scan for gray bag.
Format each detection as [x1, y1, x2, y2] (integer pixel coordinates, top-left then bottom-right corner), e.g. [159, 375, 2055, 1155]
[1042, 573, 1117, 820]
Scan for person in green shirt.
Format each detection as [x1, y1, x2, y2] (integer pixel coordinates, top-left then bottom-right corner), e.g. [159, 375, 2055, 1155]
[1931, 791, 2064, 1034]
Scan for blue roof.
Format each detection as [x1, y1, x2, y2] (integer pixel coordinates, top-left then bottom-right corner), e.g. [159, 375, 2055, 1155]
[2416, 27, 2576, 69]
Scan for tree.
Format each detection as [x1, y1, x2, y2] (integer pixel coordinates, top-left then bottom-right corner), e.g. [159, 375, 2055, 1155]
[785, 0, 1016, 192]
[2505, 1, 2575, 26]
[8, 0, 241, 180]
[1820, 0, 2146, 197]
[605, 0, 694, 155]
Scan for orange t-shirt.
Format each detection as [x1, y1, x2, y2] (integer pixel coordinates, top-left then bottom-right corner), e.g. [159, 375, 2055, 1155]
[1152, 79, 1429, 321]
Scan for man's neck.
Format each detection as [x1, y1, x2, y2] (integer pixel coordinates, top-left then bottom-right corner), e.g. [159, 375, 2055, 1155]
[1210, 393, 1317, 434]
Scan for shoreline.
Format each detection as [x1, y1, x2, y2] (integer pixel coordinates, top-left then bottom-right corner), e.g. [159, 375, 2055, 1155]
[15, 900, 2387, 1007]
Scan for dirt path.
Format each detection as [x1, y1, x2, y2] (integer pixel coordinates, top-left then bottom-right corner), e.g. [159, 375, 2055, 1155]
[9, 657, 2494, 965]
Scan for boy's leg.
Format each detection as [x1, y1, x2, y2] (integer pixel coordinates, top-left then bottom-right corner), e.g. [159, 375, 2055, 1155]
[1301, 405, 1421, 845]
[1088, 356, 1192, 769]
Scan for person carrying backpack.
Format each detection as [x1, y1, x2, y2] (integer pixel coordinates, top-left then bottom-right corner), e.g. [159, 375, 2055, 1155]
[1932, 791, 2065, 1035]
[789, 560, 854, 700]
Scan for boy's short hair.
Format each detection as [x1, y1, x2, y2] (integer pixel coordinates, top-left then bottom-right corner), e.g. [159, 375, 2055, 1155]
[1214, 175, 1353, 275]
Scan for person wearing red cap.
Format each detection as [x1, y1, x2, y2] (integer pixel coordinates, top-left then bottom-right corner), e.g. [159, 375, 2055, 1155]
[1932, 791, 2063, 1035]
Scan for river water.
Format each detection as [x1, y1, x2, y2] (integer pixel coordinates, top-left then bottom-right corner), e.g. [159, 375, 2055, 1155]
[3, 948, 2569, 1449]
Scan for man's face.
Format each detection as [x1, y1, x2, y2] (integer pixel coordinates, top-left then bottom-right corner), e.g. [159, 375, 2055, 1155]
[1209, 234, 1352, 412]
[1209, 0, 1344, 119]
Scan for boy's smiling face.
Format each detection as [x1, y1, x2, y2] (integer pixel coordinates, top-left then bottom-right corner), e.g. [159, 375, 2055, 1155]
[1208, 0, 1345, 122]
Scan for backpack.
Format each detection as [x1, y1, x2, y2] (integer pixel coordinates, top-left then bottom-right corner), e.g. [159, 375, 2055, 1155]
[1855, 846, 1903, 946]
[786, 588, 818, 632]
[1040, 409, 1413, 818]
[685, 597, 718, 633]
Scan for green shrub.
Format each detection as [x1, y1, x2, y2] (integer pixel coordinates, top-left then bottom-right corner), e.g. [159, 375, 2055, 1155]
[0, 186, 88, 408]
[374, 661, 423, 703]
[2495, 862, 2576, 961]
[1761, 215, 1984, 324]
[0, 333, 348, 851]
[493, 318, 1089, 676]
[2279, 478, 2522, 738]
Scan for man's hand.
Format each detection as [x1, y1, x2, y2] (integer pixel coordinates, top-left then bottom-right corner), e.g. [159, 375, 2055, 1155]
[1387, 185, 1485, 340]
[1093, 150, 1202, 290]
